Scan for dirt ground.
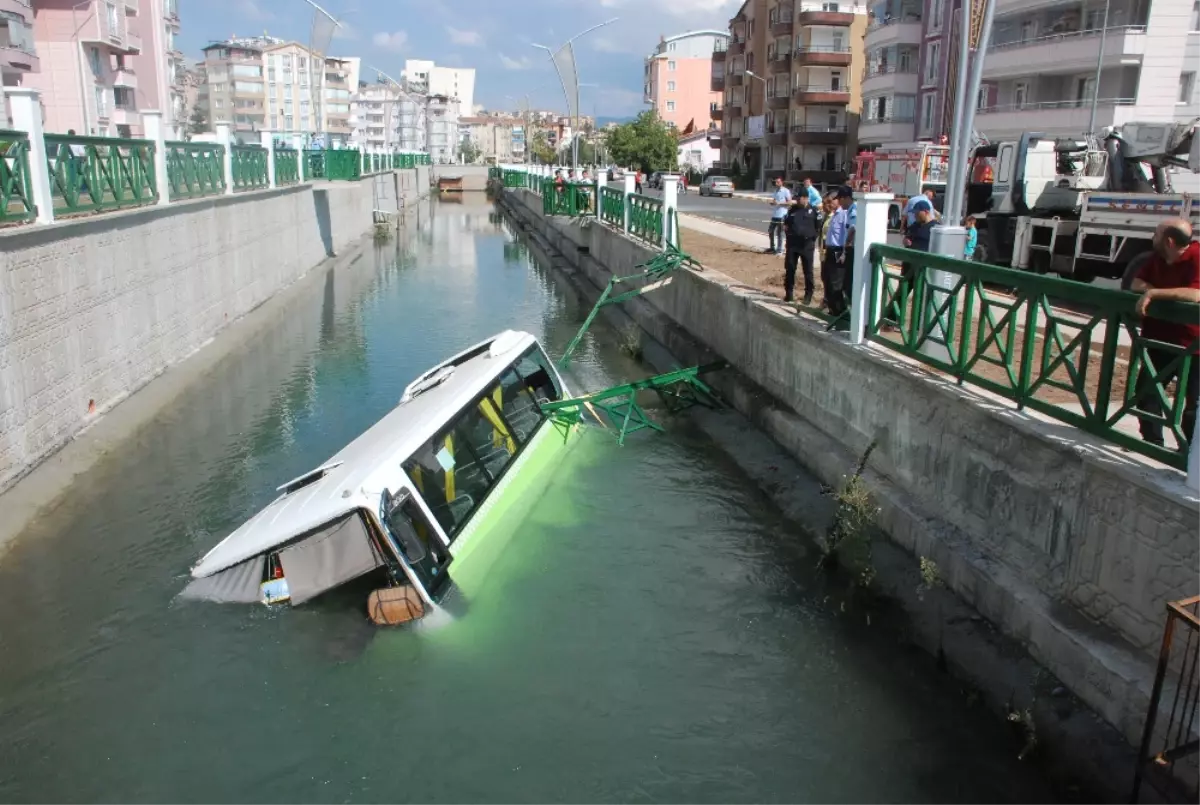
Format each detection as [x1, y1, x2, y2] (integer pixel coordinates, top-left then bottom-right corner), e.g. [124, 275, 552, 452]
[680, 229, 828, 307]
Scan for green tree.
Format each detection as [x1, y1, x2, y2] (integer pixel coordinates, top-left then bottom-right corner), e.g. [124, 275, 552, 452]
[187, 106, 208, 138]
[458, 138, 481, 164]
[529, 130, 555, 164]
[604, 110, 678, 173]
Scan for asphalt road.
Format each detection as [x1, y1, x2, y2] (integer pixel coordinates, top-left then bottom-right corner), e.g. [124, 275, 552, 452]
[642, 187, 773, 230]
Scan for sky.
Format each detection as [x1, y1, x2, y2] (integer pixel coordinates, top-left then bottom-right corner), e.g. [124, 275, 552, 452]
[180, 0, 741, 117]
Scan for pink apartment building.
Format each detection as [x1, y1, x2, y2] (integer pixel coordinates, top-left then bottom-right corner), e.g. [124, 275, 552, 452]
[26, 0, 184, 138]
[643, 29, 729, 132]
[0, 1, 39, 123]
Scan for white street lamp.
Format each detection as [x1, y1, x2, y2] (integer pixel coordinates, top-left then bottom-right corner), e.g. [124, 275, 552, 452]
[532, 17, 618, 170]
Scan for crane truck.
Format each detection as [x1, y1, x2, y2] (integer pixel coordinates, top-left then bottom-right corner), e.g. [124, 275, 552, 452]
[964, 118, 1200, 286]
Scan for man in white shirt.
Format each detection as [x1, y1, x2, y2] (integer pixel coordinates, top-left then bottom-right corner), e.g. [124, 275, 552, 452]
[765, 177, 792, 255]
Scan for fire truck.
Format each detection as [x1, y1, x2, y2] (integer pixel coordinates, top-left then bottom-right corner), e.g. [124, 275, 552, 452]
[853, 143, 950, 229]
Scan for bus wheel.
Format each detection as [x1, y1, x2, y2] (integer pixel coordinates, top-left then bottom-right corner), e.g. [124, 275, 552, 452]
[1121, 252, 1152, 291]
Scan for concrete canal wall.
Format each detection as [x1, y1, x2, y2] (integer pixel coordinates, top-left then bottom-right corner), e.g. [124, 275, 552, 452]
[432, 165, 490, 191]
[498, 187, 1198, 751]
[0, 169, 429, 496]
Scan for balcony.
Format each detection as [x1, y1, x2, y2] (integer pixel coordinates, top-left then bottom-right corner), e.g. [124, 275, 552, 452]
[711, 74, 725, 91]
[790, 124, 848, 144]
[727, 104, 743, 118]
[710, 103, 722, 121]
[125, 32, 142, 52]
[728, 38, 746, 56]
[726, 71, 744, 87]
[767, 128, 788, 146]
[858, 116, 915, 144]
[798, 10, 854, 26]
[794, 85, 850, 104]
[722, 131, 741, 146]
[712, 40, 727, 60]
[768, 51, 791, 73]
[865, 17, 922, 48]
[794, 45, 852, 66]
[770, 6, 794, 37]
[0, 15, 39, 73]
[975, 98, 1136, 140]
[113, 67, 137, 90]
[112, 106, 139, 126]
[767, 92, 790, 110]
[862, 63, 918, 95]
[983, 26, 1146, 81]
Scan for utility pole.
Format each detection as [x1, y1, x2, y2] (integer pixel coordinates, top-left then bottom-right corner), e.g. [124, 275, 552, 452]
[1086, 0, 1112, 134]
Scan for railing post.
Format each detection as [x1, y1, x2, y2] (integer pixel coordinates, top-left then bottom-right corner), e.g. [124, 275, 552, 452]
[1188, 434, 1199, 492]
[141, 110, 170, 206]
[661, 173, 679, 248]
[5, 87, 54, 225]
[261, 130, 276, 189]
[216, 122, 233, 196]
[293, 135, 306, 182]
[623, 172, 636, 235]
[850, 191, 894, 345]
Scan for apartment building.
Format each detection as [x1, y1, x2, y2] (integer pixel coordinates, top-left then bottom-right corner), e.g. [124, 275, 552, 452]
[351, 82, 395, 150]
[860, 0, 1200, 148]
[459, 115, 522, 163]
[322, 55, 357, 145]
[28, 0, 183, 138]
[715, 0, 869, 189]
[401, 59, 475, 116]
[0, 1, 39, 125]
[644, 30, 729, 130]
[199, 35, 276, 137]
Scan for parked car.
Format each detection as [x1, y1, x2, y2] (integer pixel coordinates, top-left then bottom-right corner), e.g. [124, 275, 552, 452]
[699, 176, 735, 198]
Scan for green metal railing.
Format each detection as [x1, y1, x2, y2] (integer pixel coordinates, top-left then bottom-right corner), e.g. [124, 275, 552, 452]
[867, 244, 1200, 470]
[45, 134, 157, 216]
[542, 179, 593, 216]
[165, 141, 225, 200]
[275, 147, 300, 185]
[600, 186, 624, 226]
[627, 193, 664, 245]
[230, 145, 268, 191]
[0, 130, 35, 223]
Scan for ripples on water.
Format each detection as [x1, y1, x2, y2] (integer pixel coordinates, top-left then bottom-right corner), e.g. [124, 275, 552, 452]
[0, 200, 1053, 803]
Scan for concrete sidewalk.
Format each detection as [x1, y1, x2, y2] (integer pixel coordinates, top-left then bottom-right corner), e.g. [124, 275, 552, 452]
[678, 212, 771, 251]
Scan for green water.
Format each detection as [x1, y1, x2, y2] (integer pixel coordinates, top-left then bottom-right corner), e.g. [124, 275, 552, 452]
[0, 200, 1054, 803]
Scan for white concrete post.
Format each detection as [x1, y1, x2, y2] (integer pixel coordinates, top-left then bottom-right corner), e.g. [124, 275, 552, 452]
[261, 130, 276, 189]
[623, 173, 636, 234]
[1188, 435, 1199, 492]
[662, 174, 680, 248]
[292, 134, 305, 182]
[5, 88, 54, 225]
[141, 110, 170, 206]
[216, 122, 233, 195]
[850, 192, 894, 345]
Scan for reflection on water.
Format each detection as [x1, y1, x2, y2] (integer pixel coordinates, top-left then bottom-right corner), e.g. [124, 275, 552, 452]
[0, 199, 1054, 803]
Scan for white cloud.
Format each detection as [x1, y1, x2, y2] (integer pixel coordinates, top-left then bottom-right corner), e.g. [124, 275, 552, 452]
[333, 21, 357, 41]
[239, 0, 273, 22]
[447, 26, 483, 46]
[591, 36, 633, 54]
[372, 31, 408, 52]
[498, 53, 532, 70]
[589, 0, 736, 21]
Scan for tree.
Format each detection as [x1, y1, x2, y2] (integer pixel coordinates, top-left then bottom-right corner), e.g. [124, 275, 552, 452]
[604, 110, 678, 173]
[458, 138, 481, 164]
[187, 106, 208, 139]
[529, 130, 555, 164]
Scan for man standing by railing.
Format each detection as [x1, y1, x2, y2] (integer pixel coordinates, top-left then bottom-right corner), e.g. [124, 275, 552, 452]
[823, 186, 852, 316]
[765, 176, 791, 255]
[1131, 218, 1200, 450]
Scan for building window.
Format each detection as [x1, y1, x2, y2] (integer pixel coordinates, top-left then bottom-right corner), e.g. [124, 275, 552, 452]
[924, 42, 940, 84]
[88, 47, 102, 76]
[668, 60, 676, 71]
[930, 0, 944, 31]
[822, 2, 839, 10]
[1014, 82, 1029, 109]
[1181, 72, 1196, 104]
[95, 86, 108, 118]
[921, 93, 935, 132]
[667, 80, 676, 91]
[1192, 1, 1199, 30]
[669, 42, 676, 51]
[667, 101, 676, 111]
[105, 2, 118, 35]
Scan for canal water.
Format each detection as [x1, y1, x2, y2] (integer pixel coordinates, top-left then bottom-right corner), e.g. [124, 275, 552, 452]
[0, 199, 1054, 803]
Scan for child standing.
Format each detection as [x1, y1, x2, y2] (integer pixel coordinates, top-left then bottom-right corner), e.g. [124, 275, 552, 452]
[964, 215, 978, 261]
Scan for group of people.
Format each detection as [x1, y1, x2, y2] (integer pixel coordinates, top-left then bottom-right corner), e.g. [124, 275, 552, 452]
[765, 176, 860, 314]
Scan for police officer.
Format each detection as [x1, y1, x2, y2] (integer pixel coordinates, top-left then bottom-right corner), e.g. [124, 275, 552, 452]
[784, 193, 820, 304]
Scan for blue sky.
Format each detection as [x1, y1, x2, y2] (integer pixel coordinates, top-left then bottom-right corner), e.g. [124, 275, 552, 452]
[181, 0, 739, 116]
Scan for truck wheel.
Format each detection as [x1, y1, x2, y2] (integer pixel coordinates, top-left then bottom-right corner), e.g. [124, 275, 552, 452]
[1121, 252, 1152, 291]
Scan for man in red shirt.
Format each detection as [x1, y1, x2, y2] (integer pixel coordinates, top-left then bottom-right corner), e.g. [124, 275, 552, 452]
[1131, 218, 1200, 449]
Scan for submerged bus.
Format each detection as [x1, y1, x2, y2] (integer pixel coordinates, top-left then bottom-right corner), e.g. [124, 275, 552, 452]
[182, 330, 579, 624]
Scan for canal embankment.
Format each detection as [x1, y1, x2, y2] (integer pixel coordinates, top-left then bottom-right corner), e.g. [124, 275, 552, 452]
[0, 169, 431, 528]
[497, 185, 1197, 799]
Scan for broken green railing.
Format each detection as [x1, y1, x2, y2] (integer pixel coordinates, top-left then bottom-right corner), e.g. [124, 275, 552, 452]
[628, 193, 664, 246]
[275, 147, 300, 185]
[230, 145, 269, 191]
[0, 130, 35, 224]
[599, 186, 623, 226]
[44, 133, 157, 216]
[559, 241, 702, 367]
[867, 243, 1200, 471]
[541, 363, 725, 446]
[165, 141, 225, 200]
